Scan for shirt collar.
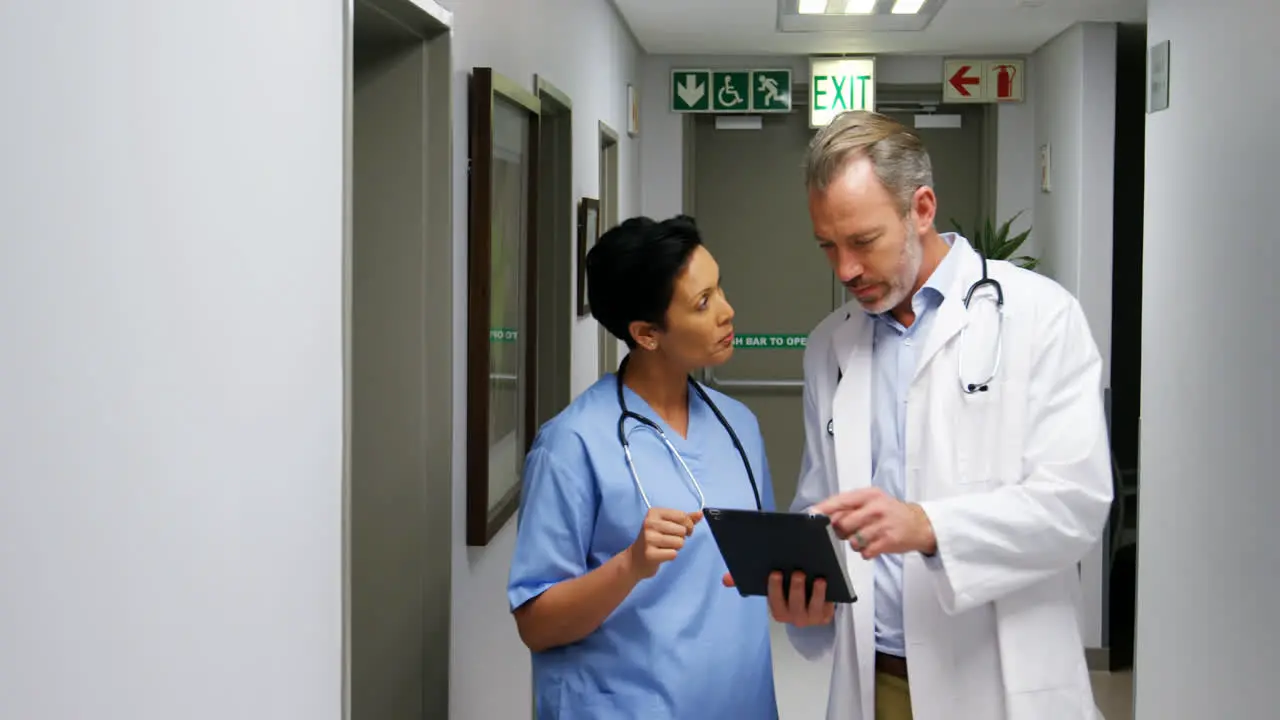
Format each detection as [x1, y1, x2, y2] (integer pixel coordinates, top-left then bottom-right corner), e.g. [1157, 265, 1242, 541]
[923, 232, 962, 301]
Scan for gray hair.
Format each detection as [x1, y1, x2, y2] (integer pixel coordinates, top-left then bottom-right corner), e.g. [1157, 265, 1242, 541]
[803, 110, 934, 216]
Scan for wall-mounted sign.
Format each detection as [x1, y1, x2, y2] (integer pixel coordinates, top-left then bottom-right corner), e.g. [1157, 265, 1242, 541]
[809, 57, 877, 128]
[942, 58, 1026, 103]
[732, 333, 808, 349]
[670, 69, 793, 114]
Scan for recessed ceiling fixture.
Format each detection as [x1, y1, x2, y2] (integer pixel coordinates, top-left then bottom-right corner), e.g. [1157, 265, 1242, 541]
[779, 0, 946, 32]
[798, 0, 878, 14]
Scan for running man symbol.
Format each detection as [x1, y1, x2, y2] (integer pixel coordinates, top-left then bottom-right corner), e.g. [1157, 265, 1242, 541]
[757, 75, 782, 106]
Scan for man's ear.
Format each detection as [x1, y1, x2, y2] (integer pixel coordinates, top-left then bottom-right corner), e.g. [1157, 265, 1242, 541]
[911, 186, 938, 234]
[629, 320, 661, 352]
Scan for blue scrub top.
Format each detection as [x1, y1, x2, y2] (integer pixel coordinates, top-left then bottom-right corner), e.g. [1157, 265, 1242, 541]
[507, 373, 779, 720]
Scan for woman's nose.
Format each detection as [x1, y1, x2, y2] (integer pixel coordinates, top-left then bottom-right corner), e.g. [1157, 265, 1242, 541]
[720, 297, 735, 324]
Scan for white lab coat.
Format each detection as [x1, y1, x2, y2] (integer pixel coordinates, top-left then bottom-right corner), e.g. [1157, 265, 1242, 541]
[788, 238, 1114, 720]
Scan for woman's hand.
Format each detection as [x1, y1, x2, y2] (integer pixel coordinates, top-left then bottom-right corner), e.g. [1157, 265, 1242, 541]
[722, 571, 835, 627]
[515, 507, 700, 653]
[626, 507, 703, 580]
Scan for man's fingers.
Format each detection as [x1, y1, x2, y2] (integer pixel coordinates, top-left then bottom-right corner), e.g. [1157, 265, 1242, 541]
[831, 505, 880, 540]
[646, 530, 687, 551]
[689, 510, 704, 526]
[722, 572, 736, 588]
[811, 488, 877, 516]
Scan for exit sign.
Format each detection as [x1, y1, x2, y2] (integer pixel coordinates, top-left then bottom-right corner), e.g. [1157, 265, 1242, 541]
[809, 57, 877, 128]
[670, 68, 793, 114]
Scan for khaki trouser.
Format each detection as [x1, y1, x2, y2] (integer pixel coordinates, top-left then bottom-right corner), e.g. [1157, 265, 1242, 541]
[875, 670, 913, 720]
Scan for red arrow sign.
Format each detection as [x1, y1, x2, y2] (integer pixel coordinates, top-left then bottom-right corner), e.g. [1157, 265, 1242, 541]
[948, 64, 980, 97]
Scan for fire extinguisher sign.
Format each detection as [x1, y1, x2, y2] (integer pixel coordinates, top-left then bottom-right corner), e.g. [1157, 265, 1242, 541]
[943, 59, 1025, 104]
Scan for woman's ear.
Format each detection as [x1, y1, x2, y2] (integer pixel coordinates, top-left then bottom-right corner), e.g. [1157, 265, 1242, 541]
[629, 320, 660, 352]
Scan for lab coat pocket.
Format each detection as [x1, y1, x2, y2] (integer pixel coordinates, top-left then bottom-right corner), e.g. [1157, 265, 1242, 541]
[953, 390, 1000, 486]
[952, 380, 1025, 487]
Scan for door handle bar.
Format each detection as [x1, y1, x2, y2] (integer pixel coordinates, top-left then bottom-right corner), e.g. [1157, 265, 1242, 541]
[704, 367, 804, 390]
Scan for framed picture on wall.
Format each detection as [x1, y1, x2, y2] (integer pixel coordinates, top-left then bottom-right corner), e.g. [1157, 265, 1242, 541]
[577, 197, 601, 317]
[627, 83, 640, 138]
[465, 67, 542, 547]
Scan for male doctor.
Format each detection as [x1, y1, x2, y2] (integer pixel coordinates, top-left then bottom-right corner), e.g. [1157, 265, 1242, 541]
[766, 110, 1114, 719]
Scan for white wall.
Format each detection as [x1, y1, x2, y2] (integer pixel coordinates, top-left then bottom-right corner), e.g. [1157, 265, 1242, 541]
[994, 63, 1038, 259]
[446, 1, 643, 717]
[640, 53, 1038, 237]
[1031, 23, 1117, 377]
[0, 2, 345, 719]
[1030, 22, 1117, 649]
[1134, 1, 1279, 717]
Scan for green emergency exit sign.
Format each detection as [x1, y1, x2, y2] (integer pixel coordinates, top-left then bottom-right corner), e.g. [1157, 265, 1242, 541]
[809, 56, 877, 128]
[671, 68, 793, 114]
[733, 333, 808, 349]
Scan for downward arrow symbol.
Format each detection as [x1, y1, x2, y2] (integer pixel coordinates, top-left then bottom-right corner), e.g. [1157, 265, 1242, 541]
[677, 74, 706, 107]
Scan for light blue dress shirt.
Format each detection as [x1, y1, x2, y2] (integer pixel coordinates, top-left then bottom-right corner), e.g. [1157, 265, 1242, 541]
[868, 234, 961, 658]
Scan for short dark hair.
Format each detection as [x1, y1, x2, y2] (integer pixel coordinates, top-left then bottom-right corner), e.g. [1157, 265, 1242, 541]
[585, 214, 703, 348]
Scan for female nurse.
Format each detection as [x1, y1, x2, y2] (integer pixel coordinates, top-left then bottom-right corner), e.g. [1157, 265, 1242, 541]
[506, 214, 780, 720]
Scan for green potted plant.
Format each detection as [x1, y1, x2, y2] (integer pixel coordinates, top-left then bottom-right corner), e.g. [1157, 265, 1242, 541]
[950, 210, 1039, 271]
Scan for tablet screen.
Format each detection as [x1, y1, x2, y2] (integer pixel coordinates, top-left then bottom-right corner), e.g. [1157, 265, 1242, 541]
[703, 508, 856, 604]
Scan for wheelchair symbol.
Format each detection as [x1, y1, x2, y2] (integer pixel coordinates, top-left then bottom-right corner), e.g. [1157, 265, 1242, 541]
[717, 76, 744, 108]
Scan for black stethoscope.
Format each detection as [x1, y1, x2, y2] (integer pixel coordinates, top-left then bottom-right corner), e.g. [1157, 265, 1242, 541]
[615, 354, 763, 511]
[825, 252, 1005, 438]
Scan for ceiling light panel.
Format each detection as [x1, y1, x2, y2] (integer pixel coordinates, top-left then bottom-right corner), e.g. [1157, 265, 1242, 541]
[778, 0, 946, 32]
[797, 0, 876, 14]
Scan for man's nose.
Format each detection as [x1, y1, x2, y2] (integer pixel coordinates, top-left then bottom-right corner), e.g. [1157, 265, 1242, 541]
[837, 249, 863, 284]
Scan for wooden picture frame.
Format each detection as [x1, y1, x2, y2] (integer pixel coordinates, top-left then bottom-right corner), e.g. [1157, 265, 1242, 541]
[466, 67, 541, 546]
[576, 197, 601, 318]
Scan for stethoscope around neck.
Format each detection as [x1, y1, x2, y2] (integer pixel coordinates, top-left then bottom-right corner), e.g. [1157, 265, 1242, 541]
[958, 253, 1004, 394]
[615, 355, 763, 512]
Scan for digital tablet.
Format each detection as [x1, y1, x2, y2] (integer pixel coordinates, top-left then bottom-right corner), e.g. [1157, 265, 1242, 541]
[703, 507, 857, 605]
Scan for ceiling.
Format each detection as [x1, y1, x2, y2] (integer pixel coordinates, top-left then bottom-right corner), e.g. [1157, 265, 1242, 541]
[612, 0, 1147, 56]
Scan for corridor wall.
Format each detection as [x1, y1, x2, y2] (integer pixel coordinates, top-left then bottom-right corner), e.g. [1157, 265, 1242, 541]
[1134, 0, 1279, 717]
[0, 2, 346, 718]
[443, 0, 643, 717]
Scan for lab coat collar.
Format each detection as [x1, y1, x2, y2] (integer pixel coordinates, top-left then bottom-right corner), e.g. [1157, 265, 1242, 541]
[828, 234, 983, 385]
[914, 235, 984, 384]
